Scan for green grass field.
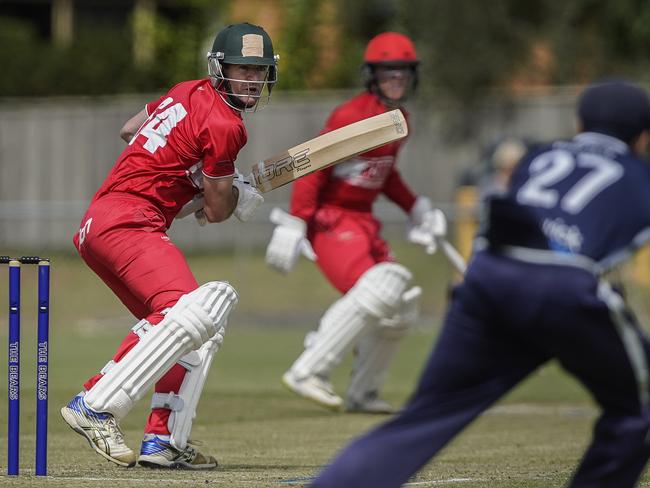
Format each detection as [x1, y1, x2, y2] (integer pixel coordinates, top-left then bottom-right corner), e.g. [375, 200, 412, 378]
[0, 246, 649, 487]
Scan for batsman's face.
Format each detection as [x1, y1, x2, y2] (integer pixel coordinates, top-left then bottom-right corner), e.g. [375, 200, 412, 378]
[224, 64, 269, 107]
[376, 66, 413, 102]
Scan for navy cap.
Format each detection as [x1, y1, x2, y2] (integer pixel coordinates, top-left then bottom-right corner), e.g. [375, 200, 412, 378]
[577, 80, 650, 143]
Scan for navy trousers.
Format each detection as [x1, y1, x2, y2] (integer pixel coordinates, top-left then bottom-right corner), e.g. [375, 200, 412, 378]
[310, 252, 650, 488]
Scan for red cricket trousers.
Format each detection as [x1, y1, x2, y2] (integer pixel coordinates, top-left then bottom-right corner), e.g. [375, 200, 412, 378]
[73, 192, 198, 435]
[310, 207, 392, 294]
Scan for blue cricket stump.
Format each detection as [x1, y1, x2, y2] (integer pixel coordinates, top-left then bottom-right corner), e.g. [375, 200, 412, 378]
[2, 256, 49, 477]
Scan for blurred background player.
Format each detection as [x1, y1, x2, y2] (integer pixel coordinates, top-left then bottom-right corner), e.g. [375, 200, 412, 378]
[265, 32, 446, 414]
[60, 22, 277, 469]
[308, 79, 650, 488]
[477, 136, 528, 201]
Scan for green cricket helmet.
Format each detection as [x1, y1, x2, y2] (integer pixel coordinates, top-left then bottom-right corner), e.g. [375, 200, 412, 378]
[207, 22, 279, 112]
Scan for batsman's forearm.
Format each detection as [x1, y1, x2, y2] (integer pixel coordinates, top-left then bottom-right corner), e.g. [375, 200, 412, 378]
[176, 185, 239, 221]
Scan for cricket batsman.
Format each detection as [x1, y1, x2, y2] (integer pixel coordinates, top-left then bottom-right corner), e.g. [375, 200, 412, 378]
[60, 22, 277, 469]
[265, 32, 447, 413]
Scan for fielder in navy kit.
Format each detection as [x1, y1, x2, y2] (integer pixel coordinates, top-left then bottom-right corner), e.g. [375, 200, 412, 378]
[309, 80, 650, 488]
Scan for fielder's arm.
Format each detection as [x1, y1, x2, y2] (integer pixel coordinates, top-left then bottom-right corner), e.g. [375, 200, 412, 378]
[120, 108, 148, 143]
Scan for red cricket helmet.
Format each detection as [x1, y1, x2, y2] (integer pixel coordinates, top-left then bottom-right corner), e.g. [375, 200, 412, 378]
[362, 32, 419, 103]
[364, 32, 419, 66]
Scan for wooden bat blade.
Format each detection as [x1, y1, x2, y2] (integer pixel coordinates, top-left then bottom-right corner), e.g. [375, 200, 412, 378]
[175, 109, 407, 219]
[250, 109, 407, 193]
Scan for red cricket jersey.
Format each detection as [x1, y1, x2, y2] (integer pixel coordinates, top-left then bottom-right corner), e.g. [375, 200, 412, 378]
[92, 79, 246, 227]
[289, 92, 417, 223]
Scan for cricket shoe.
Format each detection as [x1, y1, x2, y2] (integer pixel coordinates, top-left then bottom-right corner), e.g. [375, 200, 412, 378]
[138, 434, 218, 470]
[282, 370, 343, 411]
[346, 391, 395, 414]
[60, 394, 136, 467]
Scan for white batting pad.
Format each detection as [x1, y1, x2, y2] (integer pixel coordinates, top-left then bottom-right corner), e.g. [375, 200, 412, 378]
[150, 332, 222, 450]
[347, 286, 421, 401]
[348, 331, 401, 402]
[347, 286, 422, 401]
[289, 292, 370, 380]
[85, 282, 238, 419]
[288, 263, 412, 380]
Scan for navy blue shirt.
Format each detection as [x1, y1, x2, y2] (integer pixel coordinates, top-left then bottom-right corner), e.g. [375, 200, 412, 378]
[488, 132, 650, 271]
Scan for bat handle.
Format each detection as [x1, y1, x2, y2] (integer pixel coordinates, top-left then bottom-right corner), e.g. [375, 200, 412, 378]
[440, 238, 467, 275]
[243, 171, 257, 188]
[176, 195, 205, 219]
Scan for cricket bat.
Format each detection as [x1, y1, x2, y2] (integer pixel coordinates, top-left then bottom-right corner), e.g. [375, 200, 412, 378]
[176, 109, 408, 219]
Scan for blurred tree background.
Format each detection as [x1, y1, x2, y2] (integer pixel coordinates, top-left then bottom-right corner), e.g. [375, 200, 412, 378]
[0, 0, 649, 99]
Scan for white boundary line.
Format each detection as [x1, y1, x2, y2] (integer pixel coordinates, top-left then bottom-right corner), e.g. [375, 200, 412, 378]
[33, 475, 479, 485]
[3, 474, 564, 485]
[405, 479, 476, 486]
[26, 476, 200, 484]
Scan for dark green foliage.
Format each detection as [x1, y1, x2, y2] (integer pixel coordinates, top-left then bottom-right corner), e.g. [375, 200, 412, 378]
[398, 0, 650, 102]
[0, 0, 225, 96]
[1, 0, 650, 98]
[546, 0, 650, 83]
[327, 0, 400, 89]
[400, 0, 546, 102]
[276, 0, 322, 90]
[337, 0, 398, 41]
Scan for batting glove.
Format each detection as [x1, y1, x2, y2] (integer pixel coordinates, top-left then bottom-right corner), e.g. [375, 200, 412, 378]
[265, 207, 316, 274]
[233, 173, 264, 222]
[408, 197, 447, 255]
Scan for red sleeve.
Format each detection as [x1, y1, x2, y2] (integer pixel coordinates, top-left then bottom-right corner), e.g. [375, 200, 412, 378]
[290, 167, 332, 223]
[382, 167, 417, 213]
[145, 95, 166, 116]
[199, 121, 243, 179]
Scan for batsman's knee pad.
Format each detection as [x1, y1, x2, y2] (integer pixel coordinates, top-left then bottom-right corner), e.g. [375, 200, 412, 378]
[377, 286, 422, 339]
[84, 282, 237, 419]
[351, 263, 413, 318]
[150, 333, 222, 450]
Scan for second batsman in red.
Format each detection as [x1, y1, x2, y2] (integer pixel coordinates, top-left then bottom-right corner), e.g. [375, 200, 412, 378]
[266, 32, 447, 413]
